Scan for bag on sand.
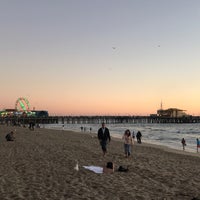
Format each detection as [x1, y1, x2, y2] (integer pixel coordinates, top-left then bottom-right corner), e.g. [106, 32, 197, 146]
[118, 166, 129, 172]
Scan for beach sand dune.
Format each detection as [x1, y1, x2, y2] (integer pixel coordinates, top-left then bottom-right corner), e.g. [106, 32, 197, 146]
[0, 125, 200, 200]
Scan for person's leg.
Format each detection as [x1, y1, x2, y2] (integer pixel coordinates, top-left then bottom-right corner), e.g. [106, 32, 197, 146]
[124, 144, 128, 157]
[101, 141, 107, 156]
[124, 144, 126, 157]
[128, 144, 131, 156]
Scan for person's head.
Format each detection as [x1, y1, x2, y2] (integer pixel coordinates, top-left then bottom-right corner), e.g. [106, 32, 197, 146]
[125, 129, 131, 136]
[10, 131, 14, 135]
[103, 162, 115, 173]
[102, 122, 105, 128]
[106, 162, 114, 169]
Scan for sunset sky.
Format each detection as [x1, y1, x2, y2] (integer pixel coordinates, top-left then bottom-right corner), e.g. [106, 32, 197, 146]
[1, 0, 200, 116]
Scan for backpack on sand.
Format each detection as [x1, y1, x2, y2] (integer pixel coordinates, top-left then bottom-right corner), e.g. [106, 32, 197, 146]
[118, 166, 129, 172]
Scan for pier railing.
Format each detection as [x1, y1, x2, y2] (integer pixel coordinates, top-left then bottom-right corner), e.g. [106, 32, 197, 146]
[1, 115, 200, 125]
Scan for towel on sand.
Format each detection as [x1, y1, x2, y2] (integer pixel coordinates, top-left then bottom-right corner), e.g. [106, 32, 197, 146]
[83, 166, 103, 174]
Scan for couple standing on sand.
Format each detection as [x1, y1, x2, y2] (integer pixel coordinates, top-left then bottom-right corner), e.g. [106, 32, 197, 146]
[97, 122, 133, 157]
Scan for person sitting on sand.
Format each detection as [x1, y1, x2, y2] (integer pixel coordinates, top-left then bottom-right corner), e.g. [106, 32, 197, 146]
[5, 131, 15, 141]
[103, 162, 115, 174]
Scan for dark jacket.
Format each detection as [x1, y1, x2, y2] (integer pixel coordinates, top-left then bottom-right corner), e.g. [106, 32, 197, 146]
[136, 131, 142, 138]
[98, 127, 111, 142]
[5, 133, 14, 141]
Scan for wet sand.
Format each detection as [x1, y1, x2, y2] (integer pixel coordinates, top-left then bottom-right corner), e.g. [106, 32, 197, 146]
[1, 125, 200, 200]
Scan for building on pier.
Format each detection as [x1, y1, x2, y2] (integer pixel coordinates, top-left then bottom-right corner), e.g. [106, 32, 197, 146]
[157, 108, 188, 118]
[156, 101, 189, 118]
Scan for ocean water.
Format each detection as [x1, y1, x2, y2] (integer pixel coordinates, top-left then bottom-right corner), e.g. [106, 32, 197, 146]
[44, 123, 200, 153]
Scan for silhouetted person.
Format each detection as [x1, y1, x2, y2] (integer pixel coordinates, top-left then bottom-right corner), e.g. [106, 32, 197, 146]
[181, 138, 186, 150]
[29, 122, 35, 131]
[136, 131, 142, 144]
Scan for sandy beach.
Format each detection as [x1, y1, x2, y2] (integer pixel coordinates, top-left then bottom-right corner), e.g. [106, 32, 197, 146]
[1, 125, 200, 200]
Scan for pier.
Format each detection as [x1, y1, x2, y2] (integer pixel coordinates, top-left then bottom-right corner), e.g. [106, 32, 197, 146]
[1, 115, 200, 125]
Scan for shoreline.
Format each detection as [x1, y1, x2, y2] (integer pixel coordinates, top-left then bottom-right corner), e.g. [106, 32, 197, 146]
[1, 125, 200, 199]
[111, 135, 200, 158]
[45, 123, 200, 154]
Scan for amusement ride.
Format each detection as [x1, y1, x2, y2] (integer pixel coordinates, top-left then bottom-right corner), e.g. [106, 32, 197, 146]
[0, 97, 48, 117]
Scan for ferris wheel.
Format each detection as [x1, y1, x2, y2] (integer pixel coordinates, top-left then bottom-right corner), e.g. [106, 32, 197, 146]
[15, 97, 31, 112]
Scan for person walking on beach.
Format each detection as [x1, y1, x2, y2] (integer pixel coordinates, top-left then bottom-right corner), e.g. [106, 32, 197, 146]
[132, 131, 135, 140]
[181, 138, 186, 151]
[98, 122, 111, 156]
[29, 121, 35, 131]
[197, 138, 200, 152]
[122, 129, 133, 158]
[136, 131, 142, 144]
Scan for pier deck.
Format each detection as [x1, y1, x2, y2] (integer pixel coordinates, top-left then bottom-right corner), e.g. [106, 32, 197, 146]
[1, 115, 200, 125]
